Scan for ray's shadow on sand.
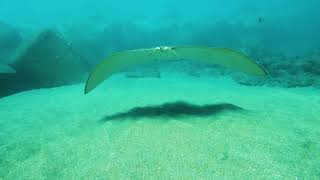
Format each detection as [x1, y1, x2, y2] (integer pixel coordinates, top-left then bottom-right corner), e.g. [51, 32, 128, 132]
[101, 101, 245, 121]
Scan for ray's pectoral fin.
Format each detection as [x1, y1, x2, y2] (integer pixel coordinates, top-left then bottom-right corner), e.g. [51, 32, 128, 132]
[174, 46, 268, 76]
[85, 49, 155, 94]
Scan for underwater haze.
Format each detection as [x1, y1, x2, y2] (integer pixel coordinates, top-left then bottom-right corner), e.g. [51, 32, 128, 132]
[0, 0, 320, 179]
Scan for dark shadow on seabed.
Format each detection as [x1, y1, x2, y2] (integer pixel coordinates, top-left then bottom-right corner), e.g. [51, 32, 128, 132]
[101, 101, 245, 121]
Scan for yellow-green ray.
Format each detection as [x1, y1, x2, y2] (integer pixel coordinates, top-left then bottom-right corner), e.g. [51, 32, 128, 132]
[85, 45, 267, 94]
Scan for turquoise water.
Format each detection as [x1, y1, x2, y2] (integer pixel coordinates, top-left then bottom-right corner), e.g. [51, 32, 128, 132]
[1, 1, 320, 179]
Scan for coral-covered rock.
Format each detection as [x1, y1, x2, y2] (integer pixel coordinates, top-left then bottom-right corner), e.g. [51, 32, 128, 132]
[232, 54, 320, 88]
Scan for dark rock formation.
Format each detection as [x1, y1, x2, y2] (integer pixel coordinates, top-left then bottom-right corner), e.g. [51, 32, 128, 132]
[0, 29, 89, 97]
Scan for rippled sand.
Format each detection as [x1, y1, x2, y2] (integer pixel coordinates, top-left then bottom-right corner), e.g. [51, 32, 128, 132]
[1, 74, 319, 179]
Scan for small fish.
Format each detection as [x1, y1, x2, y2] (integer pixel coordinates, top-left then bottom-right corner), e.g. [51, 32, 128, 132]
[258, 17, 265, 23]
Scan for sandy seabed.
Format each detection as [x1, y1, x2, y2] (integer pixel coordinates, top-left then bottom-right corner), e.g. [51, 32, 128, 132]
[0, 73, 319, 179]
